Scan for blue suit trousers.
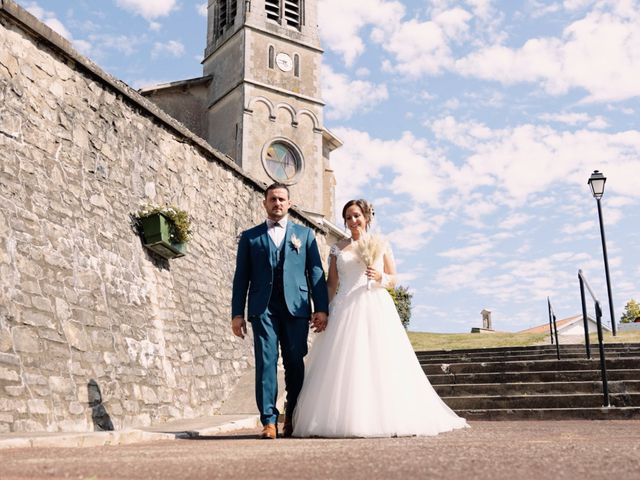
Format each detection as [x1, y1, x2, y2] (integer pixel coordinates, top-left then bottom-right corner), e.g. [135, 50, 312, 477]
[251, 291, 309, 426]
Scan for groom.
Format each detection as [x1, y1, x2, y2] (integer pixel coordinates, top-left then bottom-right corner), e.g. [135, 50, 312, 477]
[231, 182, 329, 439]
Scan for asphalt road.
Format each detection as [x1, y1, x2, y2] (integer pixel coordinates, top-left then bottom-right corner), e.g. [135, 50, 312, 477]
[1, 421, 639, 479]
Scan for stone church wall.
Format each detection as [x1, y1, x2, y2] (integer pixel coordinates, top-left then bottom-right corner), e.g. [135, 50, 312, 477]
[0, 1, 328, 433]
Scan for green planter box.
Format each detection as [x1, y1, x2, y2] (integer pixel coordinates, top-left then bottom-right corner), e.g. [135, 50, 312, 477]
[140, 213, 186, 259]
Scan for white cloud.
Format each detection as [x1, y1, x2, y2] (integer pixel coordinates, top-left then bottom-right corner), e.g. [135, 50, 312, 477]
[455, 5, 640, 102]
[439, 242, 493, 260]
[151, 40, 186, 58]
[539, 112, 608, 129]
[499, 213, 534, 230]
[24, 2, 94, 55]
[563, 0, 596, 11]
[386, 208, 448, 252]
[331, 127, 454, 215]
[318, 0, 405, 65]
[24, 2, 72, 39]
[116, 0, 177, 19]
[562, 220, 595, 235]
[375, 17, 457, 77]
[528, 0, 563, 18]
[73, 39, 93, 56]
[321, 65, 388, 120]
[149, 21, 162, 31]
[87, 34, 145, 56]
[197, 3, 208, 17]
[428, 115, 640, 204]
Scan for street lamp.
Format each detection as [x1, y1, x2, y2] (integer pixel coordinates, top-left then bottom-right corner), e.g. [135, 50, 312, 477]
[587, 170, 617, 336]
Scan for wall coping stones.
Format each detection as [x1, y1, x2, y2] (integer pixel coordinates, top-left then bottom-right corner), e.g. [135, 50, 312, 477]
[0, 0, 327, 234]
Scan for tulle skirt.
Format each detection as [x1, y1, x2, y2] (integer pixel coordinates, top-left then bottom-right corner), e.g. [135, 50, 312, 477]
[293, 285, 468, 438]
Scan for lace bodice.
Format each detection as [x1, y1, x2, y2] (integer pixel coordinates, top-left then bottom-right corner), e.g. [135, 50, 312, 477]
[330, 244, 387, 297]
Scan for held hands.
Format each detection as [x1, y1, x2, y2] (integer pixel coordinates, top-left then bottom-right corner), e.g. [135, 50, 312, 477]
[231, 315, 247, 339]
[310, 312, 328, 333]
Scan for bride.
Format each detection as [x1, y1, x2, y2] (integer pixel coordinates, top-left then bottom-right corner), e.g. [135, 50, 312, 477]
[293, 199, 468, 437]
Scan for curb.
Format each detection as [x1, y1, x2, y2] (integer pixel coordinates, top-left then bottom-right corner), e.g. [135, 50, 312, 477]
[171, 415, 261, 438]
[0, 415, 260, 449]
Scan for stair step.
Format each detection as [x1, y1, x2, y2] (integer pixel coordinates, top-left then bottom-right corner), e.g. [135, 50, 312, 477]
[415, 342, 640, 357]
[433, 380, 640, 396]
[442, 392, 640, 410]
[422, 358, 640, 375]
[456, 406, 640, 420]
[427, 369, 640, 385]
[419, 352, 640, 364]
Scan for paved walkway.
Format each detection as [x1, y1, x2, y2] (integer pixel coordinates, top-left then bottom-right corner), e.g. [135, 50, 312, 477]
[1, 420, 639, 479]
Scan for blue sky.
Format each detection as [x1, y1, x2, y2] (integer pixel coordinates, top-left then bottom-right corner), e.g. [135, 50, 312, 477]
[22, 0, 640, 333]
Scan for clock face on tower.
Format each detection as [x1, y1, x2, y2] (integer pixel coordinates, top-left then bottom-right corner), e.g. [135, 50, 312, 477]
[262, 140, 303, 184]
[275, 52, 293, 72]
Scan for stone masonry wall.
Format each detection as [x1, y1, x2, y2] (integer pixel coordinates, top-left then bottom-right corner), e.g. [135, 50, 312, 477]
[0, 2, 328, 433]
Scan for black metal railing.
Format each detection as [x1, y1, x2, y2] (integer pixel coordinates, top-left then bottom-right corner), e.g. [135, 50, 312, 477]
[578, 269, 610, 407]
[547, 297, 560, 360]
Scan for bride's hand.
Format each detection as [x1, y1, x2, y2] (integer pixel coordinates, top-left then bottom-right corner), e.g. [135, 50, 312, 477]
[365, 267, 382, 282]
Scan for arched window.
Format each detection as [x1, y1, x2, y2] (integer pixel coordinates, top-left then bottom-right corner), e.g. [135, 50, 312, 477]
[269, 46, 275, 69]
[293, 54, 300, 77]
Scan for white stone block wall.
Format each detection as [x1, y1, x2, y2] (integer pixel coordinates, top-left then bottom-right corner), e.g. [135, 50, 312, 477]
[0, 2, 329, 433]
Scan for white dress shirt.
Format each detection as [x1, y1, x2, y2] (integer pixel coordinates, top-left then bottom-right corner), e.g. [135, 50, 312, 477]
[266, 216, 287, 248]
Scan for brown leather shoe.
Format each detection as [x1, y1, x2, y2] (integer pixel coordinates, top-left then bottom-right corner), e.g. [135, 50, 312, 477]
[261, 424, 277, 439]
[282, 417, 293, 438]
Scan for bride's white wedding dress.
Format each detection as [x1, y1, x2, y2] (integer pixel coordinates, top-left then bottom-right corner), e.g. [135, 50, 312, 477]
[293, 243, 468, 437]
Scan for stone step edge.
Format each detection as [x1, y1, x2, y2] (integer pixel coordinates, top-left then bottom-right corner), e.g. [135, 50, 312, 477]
[428, 368, 640, 377]
[456, 406, 640, 419]
[416, 348, 640, 357]
[0, 415, 261, 450]
[441, 392, 637, 400]
[422, 358, 640, 369]
[415, 342, 640, 356]
[434, 380, 640, 388]
[416, 351, 640, 363]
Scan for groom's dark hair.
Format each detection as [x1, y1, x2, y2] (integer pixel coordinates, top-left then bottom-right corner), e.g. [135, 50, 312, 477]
[265, 182, 290, 199]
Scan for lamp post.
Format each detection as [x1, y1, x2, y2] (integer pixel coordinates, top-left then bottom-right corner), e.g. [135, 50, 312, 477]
[587, 170, 617, 336]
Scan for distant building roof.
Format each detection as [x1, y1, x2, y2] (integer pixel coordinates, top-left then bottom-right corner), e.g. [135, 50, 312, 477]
[519, 314, 611, 334]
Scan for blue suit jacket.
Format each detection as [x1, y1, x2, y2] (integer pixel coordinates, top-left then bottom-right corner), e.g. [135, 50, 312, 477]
[231, 221, 329, 319]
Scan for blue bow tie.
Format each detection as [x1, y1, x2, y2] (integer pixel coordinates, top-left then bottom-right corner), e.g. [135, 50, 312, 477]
[267, 219, 282, 228]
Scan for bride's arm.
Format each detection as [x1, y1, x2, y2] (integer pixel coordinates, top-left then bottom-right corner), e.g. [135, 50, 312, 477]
[380, 245, 397, 289]
[327, 254, 339, 302]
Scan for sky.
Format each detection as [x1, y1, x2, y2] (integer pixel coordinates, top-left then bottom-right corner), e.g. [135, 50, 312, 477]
[20, 0, 640, 333]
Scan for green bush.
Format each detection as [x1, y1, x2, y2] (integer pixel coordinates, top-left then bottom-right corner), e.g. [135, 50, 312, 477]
[388, 285, 413, 329]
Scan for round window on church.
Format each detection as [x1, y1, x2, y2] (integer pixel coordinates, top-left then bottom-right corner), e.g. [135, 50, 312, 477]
[261, 139, 304, 184]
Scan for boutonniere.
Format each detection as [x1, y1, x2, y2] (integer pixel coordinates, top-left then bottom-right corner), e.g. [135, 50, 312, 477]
[291, 234, 302, 253]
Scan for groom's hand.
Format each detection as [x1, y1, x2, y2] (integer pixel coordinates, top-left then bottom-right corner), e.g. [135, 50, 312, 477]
[231, 315, 247, 339]
[311, 312, 328, 333]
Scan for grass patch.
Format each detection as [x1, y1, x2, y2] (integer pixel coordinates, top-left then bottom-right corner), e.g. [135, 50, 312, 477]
[407, 330, 640, 352]
[589, 330, 640, 344]
[407, 331, 548, 352]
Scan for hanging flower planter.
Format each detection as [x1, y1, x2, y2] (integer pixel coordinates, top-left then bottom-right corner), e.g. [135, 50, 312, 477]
[136, 205, 192, 260]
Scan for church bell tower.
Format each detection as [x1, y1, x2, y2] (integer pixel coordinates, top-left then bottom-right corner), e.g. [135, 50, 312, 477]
[203, 0, 340, 219]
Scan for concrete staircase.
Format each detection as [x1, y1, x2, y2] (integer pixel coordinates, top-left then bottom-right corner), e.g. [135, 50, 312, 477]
[419, 343, 640, 420]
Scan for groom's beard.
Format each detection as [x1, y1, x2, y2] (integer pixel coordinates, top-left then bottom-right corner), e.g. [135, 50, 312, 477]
[267, 209, 288, 221]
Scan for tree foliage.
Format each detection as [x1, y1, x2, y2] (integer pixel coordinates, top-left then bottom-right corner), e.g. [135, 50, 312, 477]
[388, 285, 413, 329]
[621, 299, 640, 324]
